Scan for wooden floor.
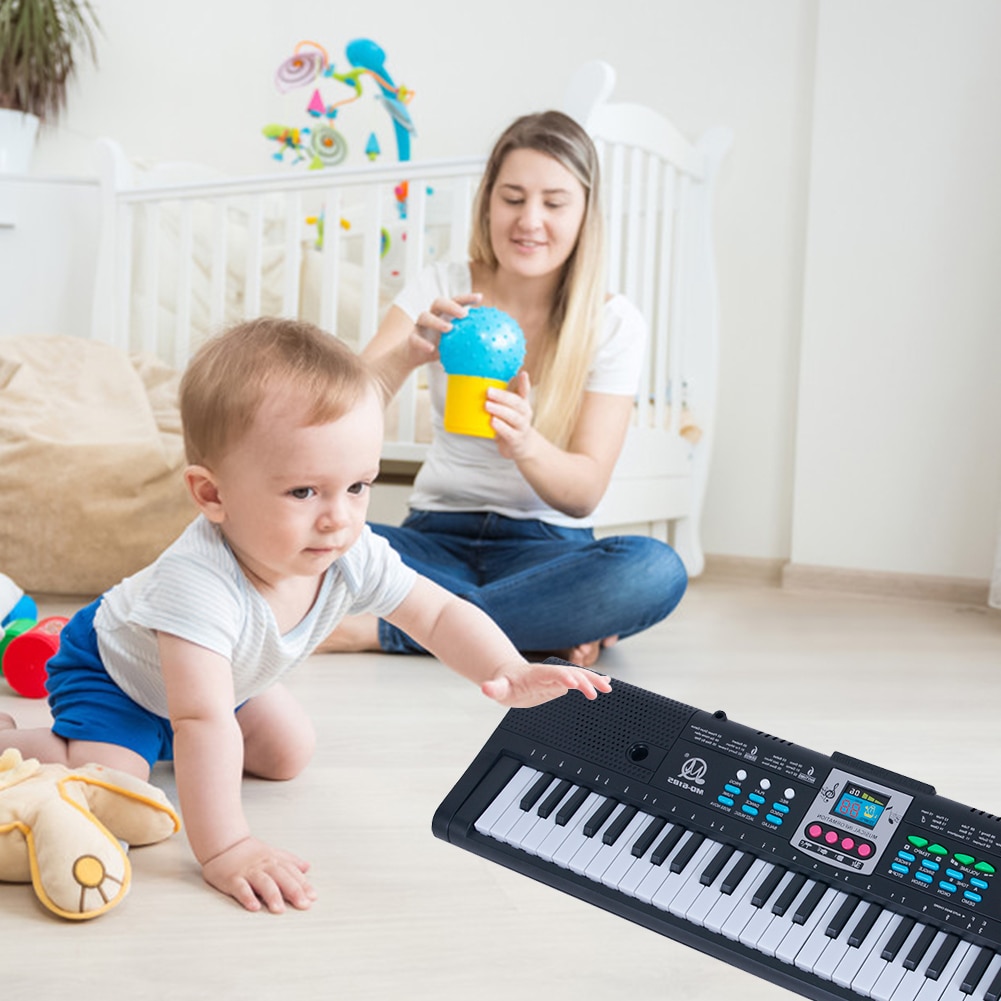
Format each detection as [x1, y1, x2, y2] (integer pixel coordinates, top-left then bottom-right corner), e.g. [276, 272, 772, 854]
[3, 578, 999, 1001]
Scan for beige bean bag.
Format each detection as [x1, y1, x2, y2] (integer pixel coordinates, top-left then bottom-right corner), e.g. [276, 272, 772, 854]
[0, 335, 194, 596]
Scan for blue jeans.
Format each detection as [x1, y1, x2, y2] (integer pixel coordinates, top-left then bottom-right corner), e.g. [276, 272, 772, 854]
[370, 510, 687, 655]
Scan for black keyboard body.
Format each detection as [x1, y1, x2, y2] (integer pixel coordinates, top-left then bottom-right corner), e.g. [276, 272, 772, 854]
[433, 679, 1001, 1001]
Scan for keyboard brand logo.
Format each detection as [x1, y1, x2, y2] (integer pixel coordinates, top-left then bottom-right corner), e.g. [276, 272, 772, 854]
[679, 756, 708, 786]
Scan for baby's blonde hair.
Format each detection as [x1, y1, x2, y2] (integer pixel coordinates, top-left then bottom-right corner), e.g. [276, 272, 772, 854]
[469, 110, 606, 448]
[180, 317, 372, 467]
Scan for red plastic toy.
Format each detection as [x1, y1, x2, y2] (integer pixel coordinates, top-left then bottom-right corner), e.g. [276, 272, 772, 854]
[1, 616, 69, 699]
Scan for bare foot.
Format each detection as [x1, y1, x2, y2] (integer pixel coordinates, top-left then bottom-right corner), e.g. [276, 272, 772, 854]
[314, 614, 381, 653]
[0, 712, 16, 731]
[534, 636, 620, 669]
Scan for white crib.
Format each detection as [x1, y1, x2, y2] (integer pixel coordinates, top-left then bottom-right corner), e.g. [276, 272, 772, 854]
[89, 62, 730, 575]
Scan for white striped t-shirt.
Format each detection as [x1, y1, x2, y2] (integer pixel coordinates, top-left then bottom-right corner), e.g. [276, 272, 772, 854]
[94, 516, 416, 717]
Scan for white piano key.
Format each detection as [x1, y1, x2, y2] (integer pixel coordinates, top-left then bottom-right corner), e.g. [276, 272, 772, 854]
[913, 941, 971, 1001]
[616, 824, 685, 898]
[870, 923, 931, 1001]
[633, 830, 696, 904]
[774, 887, 839, 965]
[474, 765, 539, 836]
[976, 955, 1001, 1001]
[662, 839, 725, 917]
[551, 795, 611, 868]
[652, 836, 724, 916]
[567, 804, 626, 876]
[536, 791, 602, 863]
[584, 810, 651, 882]
[736, 870, 798, 950]
[793, 890, 851, 973]
[832, 909, 894, 988]
[704, 858, 768, 935]
[756, 879, 823, 959]
[936, 945, 995, 1001]
[683, 851, 749, 928]
[887, 930, 950, 1001]
[849, 912, 908, 995]
[598, 811, 657, 889]
[721, 864, 785, 943]
[500, 783, 557, 847]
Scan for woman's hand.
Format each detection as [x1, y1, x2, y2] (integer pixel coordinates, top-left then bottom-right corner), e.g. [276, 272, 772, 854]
[413, 292, 483, 355]
[486, 370, 537, 461]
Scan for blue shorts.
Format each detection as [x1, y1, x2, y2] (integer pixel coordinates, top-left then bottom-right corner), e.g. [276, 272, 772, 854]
[46, 598, 175, 767]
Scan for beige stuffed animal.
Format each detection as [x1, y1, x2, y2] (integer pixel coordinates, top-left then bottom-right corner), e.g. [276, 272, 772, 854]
[0, 748, 180, 919]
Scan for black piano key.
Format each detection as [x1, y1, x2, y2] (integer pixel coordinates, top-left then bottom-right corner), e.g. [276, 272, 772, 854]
[582, 797, 617, 837]
[960, 946, 996, 995]
[602, 805, 639, 846]
[536, 779, 573, 819]
[650, 824, 685, 866]
[554, 785, 591, 827]
[986, 960, 1001, 1001]
[847, 901, 883, 948]
[826, 894, 861, 938]
[772, 872, 808, 917]
[751, 864, 784, 908]
[520, 772, 554, 811]
[720, 852, 755, 895]
[669, 832, 706, 874]
[880, 914, 916, 961]
[903, 923, 939, 971]
[791, 880, 828, 925]
[631, 816, 667, 858]
[924, 932, 960, 981]
[699, 844, 736, 886]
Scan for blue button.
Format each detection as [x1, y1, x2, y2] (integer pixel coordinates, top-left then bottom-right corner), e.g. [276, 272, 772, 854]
[921, 860, 940, 871]
[897, 851, 916, 863]
[771, 803, 790, 814]
[891, 863, 910, 875]
[742, 805, 759, 817]
[971, 878, 989, 890]
[946, 868, 964, 882]
[748, 793, 766, 805]
[939, 881, 957, 893]
[964, 891, 983, 903]
[717, 795, 735, 807]
[724, 784, 742, 796]
[916, 872, 934, 884]
[766, 814, 783, 826]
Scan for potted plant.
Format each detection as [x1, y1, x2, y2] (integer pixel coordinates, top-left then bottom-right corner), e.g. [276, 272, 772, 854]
[0, 0, 100, 172]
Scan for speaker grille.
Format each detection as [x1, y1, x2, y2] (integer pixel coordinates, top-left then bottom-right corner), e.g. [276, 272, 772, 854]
[500, 678, 697, 781]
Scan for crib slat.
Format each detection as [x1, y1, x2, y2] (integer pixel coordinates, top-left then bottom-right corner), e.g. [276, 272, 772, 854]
[282, 191, 303, 318]
[140, 202, 160, 358]
[667, 174, 691, 439]
[114, 203, 133, 354]
[604, 142, 625, 294]
[243, 198, 264, 318]
[318, 189, 342, 338]
[208, 200, 228, 336]
[357, 188, 383, 349]
[174, 201, 195, 368]
[653, 161, 677, 434]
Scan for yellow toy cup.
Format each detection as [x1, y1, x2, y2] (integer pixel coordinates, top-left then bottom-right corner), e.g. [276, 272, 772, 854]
[444, 374, 508, 438]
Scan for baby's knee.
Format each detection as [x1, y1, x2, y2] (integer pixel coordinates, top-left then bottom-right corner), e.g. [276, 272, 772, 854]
[245, 720, 316, 781]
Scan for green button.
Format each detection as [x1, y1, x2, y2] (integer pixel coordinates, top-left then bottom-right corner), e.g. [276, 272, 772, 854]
[908, 836, 929, 848]
[954, 853, 975, 866]
[974, 861, 996, 874]
[928, 844, 948, 856]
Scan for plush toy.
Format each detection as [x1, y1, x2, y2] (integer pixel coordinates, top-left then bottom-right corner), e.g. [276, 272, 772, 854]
[0, 748, 180, 919]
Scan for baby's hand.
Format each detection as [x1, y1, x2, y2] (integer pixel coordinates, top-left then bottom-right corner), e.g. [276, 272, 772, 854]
[481, 661, 612, 709]
[201, 836, 317, 914]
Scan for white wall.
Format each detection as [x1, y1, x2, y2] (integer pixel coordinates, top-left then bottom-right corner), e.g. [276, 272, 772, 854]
[8, 0, 1000, 584]
[793, 0, 1001, 579]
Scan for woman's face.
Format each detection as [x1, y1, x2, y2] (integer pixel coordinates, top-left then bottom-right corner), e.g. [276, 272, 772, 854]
[488, 148, 587, 282]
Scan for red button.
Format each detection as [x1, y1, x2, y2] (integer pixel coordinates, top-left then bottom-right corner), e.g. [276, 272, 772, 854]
[825, 831, 839, 844]
[808, 824, 823, 839]
[841, 837, 855, 851]
[857, 843, 873, 858]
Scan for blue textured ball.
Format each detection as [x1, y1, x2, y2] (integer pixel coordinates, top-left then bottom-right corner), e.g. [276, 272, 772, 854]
[439, 307, 526, 380]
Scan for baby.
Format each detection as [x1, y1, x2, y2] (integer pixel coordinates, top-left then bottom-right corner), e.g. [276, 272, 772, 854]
[0, 317, 610, 913]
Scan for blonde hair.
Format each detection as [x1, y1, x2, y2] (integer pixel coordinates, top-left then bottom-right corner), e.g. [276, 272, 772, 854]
[179, 317, 372, 467]
[469, 110, 606, 447]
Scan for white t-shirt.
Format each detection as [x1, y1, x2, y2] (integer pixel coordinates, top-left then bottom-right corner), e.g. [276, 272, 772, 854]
[94, 517, 416, 717]
[394, 262, 647, 528]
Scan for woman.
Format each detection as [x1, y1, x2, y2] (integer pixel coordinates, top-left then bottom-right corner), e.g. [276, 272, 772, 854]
[325, 111, 687, 665]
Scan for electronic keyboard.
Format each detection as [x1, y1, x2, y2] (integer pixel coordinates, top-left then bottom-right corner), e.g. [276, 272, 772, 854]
[433, 678, 1001, 1001]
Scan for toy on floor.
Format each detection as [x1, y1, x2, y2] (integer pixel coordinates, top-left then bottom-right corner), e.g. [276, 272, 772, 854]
[0, 572, 37, 629]
[0, 748, 180, 919]
[439, 307, 526, 438]
[1, 616, 68, 699]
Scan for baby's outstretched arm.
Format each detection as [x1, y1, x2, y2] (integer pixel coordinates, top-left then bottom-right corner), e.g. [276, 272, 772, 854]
[384, 578, 612, 709]
[158, 633, 316, 913]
